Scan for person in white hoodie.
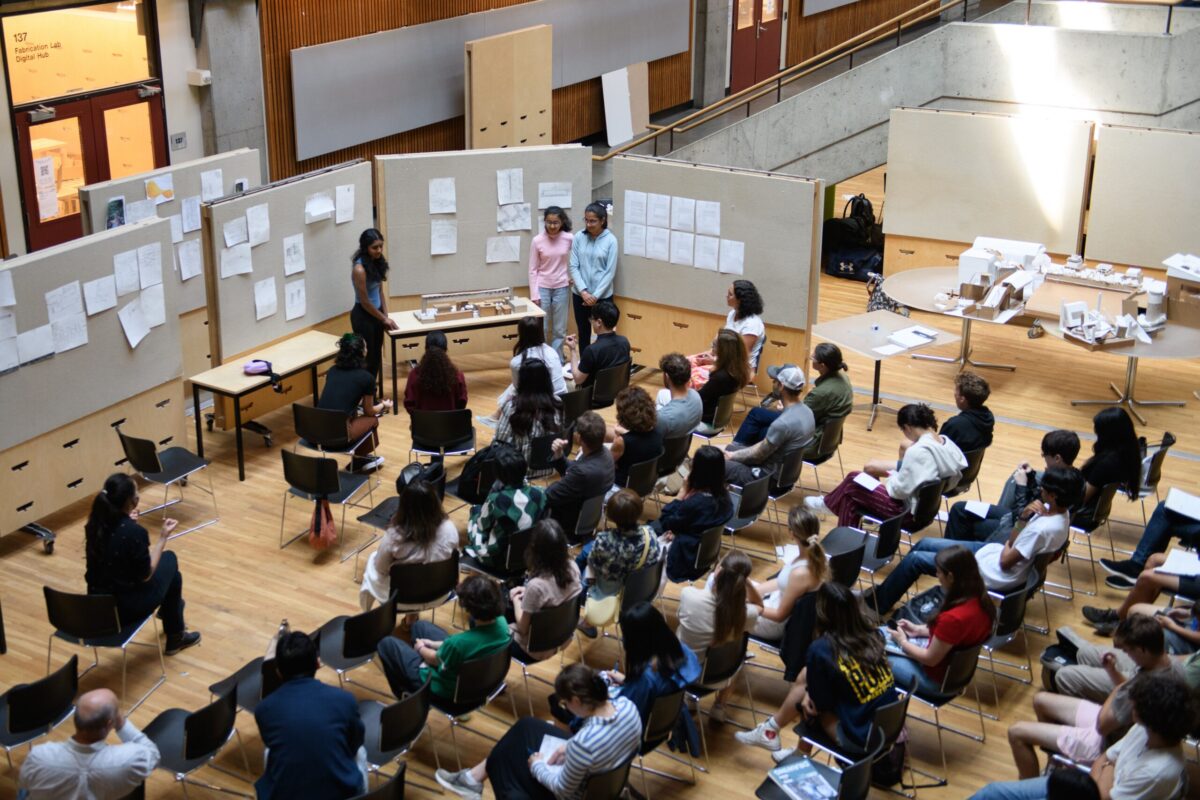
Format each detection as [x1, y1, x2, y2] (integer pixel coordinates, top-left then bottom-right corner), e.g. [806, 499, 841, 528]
[805, 403, 966, 528]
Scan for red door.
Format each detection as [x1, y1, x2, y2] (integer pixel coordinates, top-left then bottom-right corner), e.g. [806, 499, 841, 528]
[730, 0, 785, 94]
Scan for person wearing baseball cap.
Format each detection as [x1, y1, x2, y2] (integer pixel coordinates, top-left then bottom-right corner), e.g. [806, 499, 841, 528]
[724, 366, 815, 486]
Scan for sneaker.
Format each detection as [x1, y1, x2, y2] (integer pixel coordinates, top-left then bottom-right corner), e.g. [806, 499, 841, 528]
[708, 703, 727, 724]
[1094, 620, 1119, 637]
[577, 622, 598, 639]
[1105, 574, 1137, 591]
[165, 631, 201, 655]
[771, 747, 797, 764]
[1082, 606, 1120, 626]
[351, 455, 385, 474]
[1099, 558, 1143, 582]
[735, 719, 782, 752]
[435, 768, 483, 800]
[803, 495, 831, 518]
[475, 415, 499, 429]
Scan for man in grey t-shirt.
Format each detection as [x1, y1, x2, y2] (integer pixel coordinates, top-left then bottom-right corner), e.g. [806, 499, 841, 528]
[724, 367, 814, 486]
[656, 353, 703, 439]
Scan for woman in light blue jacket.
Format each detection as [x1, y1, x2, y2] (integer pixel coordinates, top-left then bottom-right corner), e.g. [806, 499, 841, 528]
[568, 202, 619, 351]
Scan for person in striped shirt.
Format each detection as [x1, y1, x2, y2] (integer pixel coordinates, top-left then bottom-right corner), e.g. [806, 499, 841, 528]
[436, 663, 643, 800]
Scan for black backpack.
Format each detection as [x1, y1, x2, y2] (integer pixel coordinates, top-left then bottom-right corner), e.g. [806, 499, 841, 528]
[844, 193, 876, 232]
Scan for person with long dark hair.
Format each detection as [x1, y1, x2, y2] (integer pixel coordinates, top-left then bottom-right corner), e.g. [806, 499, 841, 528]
[697, 329, 751, 424]
[478, 317, 566, 426]
[318, 333, 392, 473]
[350, 228, 397, 392]
[359, 480, 459, 612]
[84, 474, 200, 655]
[1073, 407, 1142, 532]
[529, 206, 573, 356]
[509, 519, 582, 661]
[655, 445, 734, 583]
[403, 330, 468, 412]
[568, 202, 618, 351]
[608, 602, 702, 719]
[495, 359, 561, 479]
[725, 280, 765, 372]
[466, 447, 546, 571]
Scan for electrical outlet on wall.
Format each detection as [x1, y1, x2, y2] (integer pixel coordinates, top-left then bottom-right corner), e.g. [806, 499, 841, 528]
[170, 132, 187, 151]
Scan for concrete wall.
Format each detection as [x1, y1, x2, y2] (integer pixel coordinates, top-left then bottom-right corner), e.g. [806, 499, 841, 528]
[197, 0, 269, 180]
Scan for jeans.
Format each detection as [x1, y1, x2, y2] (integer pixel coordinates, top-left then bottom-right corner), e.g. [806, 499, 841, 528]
[110, 550, 186, 636]
[871, 539, 986, 615]
[731, 407, 781, 447]
[572, 293, 614, 352]
[967, 777, 1049, 800]
[376, 620, 448, 699]
[887, 653, 944, 696]
[539, 286, 569, 356]
[1131, 501, 1200, 566]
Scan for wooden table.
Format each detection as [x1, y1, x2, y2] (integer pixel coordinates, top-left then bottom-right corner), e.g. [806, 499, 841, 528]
[386, 301, 545, 414]
[189, 330, 340, 480]
[883, 267, 1017, 372]
[811, 310, 959, 430]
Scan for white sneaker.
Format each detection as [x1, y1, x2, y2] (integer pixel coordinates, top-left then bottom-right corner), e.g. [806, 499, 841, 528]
[772, 747, 797, 764]
[436, 768, 483, 800]
[352, 455, 385, 474]
[735, 720, 782, 752]
[803, 495, 831, 518]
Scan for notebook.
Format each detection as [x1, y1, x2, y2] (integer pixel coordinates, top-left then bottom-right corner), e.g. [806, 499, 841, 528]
[768, 757, 838, 800]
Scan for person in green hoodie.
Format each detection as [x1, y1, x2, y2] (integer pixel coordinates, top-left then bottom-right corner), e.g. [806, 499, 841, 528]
[801, 343, 854, 459]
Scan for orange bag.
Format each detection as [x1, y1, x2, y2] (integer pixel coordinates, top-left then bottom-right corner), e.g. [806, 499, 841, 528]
[308, 498, 337, 550]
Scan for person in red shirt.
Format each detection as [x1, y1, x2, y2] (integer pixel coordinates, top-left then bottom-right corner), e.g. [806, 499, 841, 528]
[887, 544, 995, 692]
[404, 330, 468, 413]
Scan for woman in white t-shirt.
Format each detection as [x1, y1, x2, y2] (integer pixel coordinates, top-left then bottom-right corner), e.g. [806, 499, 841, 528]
[479, 316, 568, 425]
[687, 281, 765, 388]
[752, 507, 828, 641]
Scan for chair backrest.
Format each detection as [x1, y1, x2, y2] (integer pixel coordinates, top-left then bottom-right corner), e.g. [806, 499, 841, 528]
[692, 524, 725, 574]
[7, 653, 78, 735]
[117, 429, 163, 474]
[770, 446, 806, 496]
[452, 646, 512, 705]
[698, 634, 748, 686]
[342, 596, 398, 660]
[499, 526, 535, 574]
[870, 679, 912, 753]
[350, 764, 407, 800]
[658, 433, 693, 477]
[527, 594, 583, 655]
[379, 680, 432, 755]
[814, 413, 847, 460]
[990, 576, 1033, 639]
[730, 474, 771, 522]
[838, 726, 886, 800]
[1091, 481, 1121, 529]
[528, 433, 559, 473]
[621, 558, 665, 614]
[779, 591, 819, 682]
[582, 755, 634, 800]
[184, 688, 238, 760]
[391, 552, 460, 606]
[709, 391, 737, 432]
[907, 478, 946, 532]
[641, 690, 685, 752]
[947, 448, 987, 497]
[624, 454, 661, 498]
[937, 645, 983, 697]
[590, 362, 632, 408]
[823, 527, 867, 588]
[409, 409, 473, 452]
[573, 494, 605, 542]
[260, 658, 283, 702]
[293, 403, 352, 448]
[561, 385, 594, 427]
[1030, 541, 1068, 596]
[281, 449, 341, 497]
[1141, 432, 1176, 493]
[44, 586, 122, 639]
[871, 512, 906, 562]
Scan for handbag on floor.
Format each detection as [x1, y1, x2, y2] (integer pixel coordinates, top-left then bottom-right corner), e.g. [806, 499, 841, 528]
[308, 497, 336, 550]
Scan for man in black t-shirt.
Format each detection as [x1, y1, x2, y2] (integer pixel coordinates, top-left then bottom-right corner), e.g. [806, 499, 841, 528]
[564, 300, 629, 388]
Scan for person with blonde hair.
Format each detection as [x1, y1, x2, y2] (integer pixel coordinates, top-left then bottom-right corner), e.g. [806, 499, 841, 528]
[752, 506, 828, 639]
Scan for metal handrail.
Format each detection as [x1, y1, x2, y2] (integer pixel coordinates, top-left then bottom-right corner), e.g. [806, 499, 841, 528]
[593, 0, 968, 162]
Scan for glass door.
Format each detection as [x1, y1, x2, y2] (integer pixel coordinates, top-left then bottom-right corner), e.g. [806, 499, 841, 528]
[92, 88, 167, 181]
[14, 98, 98, 251]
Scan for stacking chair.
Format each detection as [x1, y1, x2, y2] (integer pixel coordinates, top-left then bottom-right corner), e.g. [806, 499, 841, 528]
[746, 591, 818, 682]
[757, 729, 885, 800]
[672, 524, 725, 590]
[600, 560, 667, 649]
[657, 433, 693, 478]
[624, 454, 661, 500]
[143, 688, 254, 797]
[978, 574, 1037, 707]
[527, 433, 560, 479]
[1026, 540, 1074, 634]
[444, 458, 496, 515]
[800, 414, 848, 494]
[858, 511, 906, 592]
[280, 449, 373, 561]
[632, 690, 696, 796]
[796, 684, 913, 797]
[901, 644, 986, 787]
[582, 756, 635, 799]
[764, 448, 806, 529]
[685, 634, 757, 767]
[571, 494, 606, 545]
[44, 587, 165, 711]
[863, 477, 945, 551]
[293, 402, 375, 457]
[511, 596, 585, 714]
[1068, 482, 1121, 594]
[0, 654, 77, 768]
[316, 598, 397, 694]
[560, 385, 594, 428]
[821, 527, 867, 588]
[208, 657, 281, 715]
[408, 409, 476, 461]
[351, 765, 407, 800]
[461, 526, 534, 584]
[590, 362, 631, 409]
[359, 679, 437, 794]
[117, 429, 218, 540]
[391, 552, 460, 624]
[1138, 432, 1176, 523]
[724, 474, 773, 560]
[943, 447, 987, 509]
[427, 646, 517, 770]
[692, 392, 736, 440]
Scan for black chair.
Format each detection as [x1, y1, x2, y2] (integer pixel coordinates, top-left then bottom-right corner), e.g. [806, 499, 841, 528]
[208, 656, 282, 714]
[561, 385, 594, 428]
[858, 512, 906, 592]
[527, 433, 560, 479]
[632, 689, 695, 794]
[724, 474, 774, 560]
[624, 453, 661, 500]
[461, 526, 534, 583]
[391, 552, 460, 623]
[765, 447, 806, 526]
[1028, 540, 1075, 634]
[761, 726, 886, 800]
[747, 591, 818, 683]
[663, 524, 725, 589]
[408, 409, 476, 460]
[280, 449, 374, 561]
[1069, 481, 1122, 592]
[143, 688, 253, 796]
[360, 679, 436, 794]
[901, 644, 986, 786]
[657, 433, 693, 478]
[444, 458, 497, 515]
[1138, 432, 1176, 522]
[294, 402, 376, 455]
[428, 646, 517, 770]
[350, 765, 407, 800]
[571, 493, 606, 545]
[601, 560, 667, 646]
[943, 447, 987, 506]
[863, 477, 944, 551]
[317, 598, 397, 693]
[821, 527, 867, 588]
[590, 362, 631, 409]
[692, 392, 736, 440]
[978, 574, 1037, 705]
[0, 596, 6, 655]
[800, 414, 848, 493]
[512, 595, 584, 714]
[118, 429, 218, 540]
[0, 654, 77, 768]
[581, 755, 635, 799]
[43, 587, 165, 711]
[685, 634, 756, 769]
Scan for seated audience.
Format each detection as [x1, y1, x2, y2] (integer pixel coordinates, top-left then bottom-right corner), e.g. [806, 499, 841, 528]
[19, 688, 159, 799]
[752, 507, 828, 640]
[1101, 498, 1200, 588]
[1052, 613, 1187, 705]
[696, 329, 751, 424]
[564, 300, 629, 388]
[1047, 770, 1101, 800]
[606, 602, 702, 720]
[800, 344, 854, 459]
[494, 359, 562, 479]
[805, 403, 966, 529]
[723, 367, 815, 486]
[435, 664, 642, 800]
[737, 583, 898, 761]
[724, 279, 766, 373]
[654, 352, 703, 439]
[936, 371, 994, 454]
[508, 520, 582, 661]
[610, 386, 663, 489]
[545, 411, 614, 536]
[466, 447, 546, 571]
[968, 671, 1191, 800]
[254, 632, 367, 800]
[360, 479, 460, 612]
[404, 330, 468, 412]
[1071, 407, 1142, 534]
[376, 575, 511, 701]
[655, 445, 735, 583]
[1085, 553, 1200, 645]
[578, 489, 664, 608]
[862, 466, 1083, 616]
[317, 333, 392, 473]
[479, 317, 568, 425]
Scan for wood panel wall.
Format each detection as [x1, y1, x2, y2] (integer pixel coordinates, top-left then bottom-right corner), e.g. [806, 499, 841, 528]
[258, 0, 693, 180]
[784, 0, 928, 65]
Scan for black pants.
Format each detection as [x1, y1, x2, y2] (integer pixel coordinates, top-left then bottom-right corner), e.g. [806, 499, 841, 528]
[351, 303, 385, 395]
[571, 294, 615, 352]
[485, 717, 565, 800]
[114, 550, 186, 635]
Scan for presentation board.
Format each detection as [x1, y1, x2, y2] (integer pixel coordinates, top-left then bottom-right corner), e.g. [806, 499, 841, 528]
[0, 218, 180, 453]
[377, 145, 592, 297]
[202, 160, 373, 364]
[882, 108, 1093, 255]
[610, 155, 823, 331]
[1085, 125, 1200, 269]
[78, 149, 264, 313]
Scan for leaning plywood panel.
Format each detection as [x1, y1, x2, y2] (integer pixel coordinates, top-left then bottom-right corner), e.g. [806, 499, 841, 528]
[465, 25, 552, 149]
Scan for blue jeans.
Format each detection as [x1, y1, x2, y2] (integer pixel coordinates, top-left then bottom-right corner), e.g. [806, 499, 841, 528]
[1132, 501, 1200, 566]
[539, 286, 569, 356]
[871, 539, 986, 615]
[887, 653, 943, 696]
[731, 407, 781, 447]
[967, 776, 1048, 800]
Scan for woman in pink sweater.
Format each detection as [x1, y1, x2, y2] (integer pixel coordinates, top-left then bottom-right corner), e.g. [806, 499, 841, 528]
[528, 206, 573, 358]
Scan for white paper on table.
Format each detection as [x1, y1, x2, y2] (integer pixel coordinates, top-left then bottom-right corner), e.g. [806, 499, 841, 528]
[669, 231, 694, 266]
[335, 184, 355, 225]
[497, 203, 532, 232]
[853, 472, 882, 492]
[888, 327, 937, 349]
[670, 197, 696, 233]
[0, 336, 17, 373]
[145, 173, 174, 205]
[485, 236, 521, 264]
[224, 216, 249, 247]
[693, 235, 719, 271]
[177, 240, 203, 282]
[1166, 488, 1200, 523]
[220, 242, 253, 278]
[0, 310, 15, 339]
[200, 169, 224, 202]
[695, 200, 721, 237]
[430, 220, 457, 255]
[623, 190, 647, 226]
[0, 271, 14, 306]
[137, 244, 163, 289]
[117, 300, 150, 349]
[140, 284, 166, 329]
[114, 250, 140, 296]
[246, 203, 270, 246]
[283, 234, 306, 276]
[646, 193, 671, 228]
[285, 279, 306, 321]
[125, 198, 156, 225]
[718, 239, 745, 275]
[45, 281, 84, 322]
[964, 500, 992, 519]
[623, 223, 646, 258]
[428, 178, 456, 214]
[304, 192, 334, 224]
[538, 182, 572, 210]
[496, 168, 524, 205]
[50, 312, 87, 354]
[181, 195, 202, 233]
[645, 227, 670, 261]
[871, 343, 905, 356]
[17, 324, 55, 364]
[254, 276, 278, 320]
[169, 215, 183, 244]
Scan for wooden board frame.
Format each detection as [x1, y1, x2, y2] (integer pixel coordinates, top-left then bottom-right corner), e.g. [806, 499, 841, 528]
[465, 25, 553, 150]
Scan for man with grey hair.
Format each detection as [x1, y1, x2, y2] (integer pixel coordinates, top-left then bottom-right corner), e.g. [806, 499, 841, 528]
[19, 687, 158, 799]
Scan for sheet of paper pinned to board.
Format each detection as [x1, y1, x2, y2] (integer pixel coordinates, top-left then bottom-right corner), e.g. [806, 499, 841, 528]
[623, 190, 647, 226]
[304, 191, 334, 224]
[46, 282, 88, 354]
[17, 323, 55, 364]
[693, 235, 719, 271]
[695, 200, 721, 237]
[224, 216, 249, 248]
[169, 215, 183, 244]
[0, 335, 17, 373]
[83, 275, 118, 316]
[0, 271, 14, 306]
[117, 299, 150, 349]
[646, 193, 671, 228]
[114, 250, 139, 296]
[221, 242, 253, 278]
[200, 169, 224, 202]
[283, 234, 306, 276]
[485, 236, 521, 264]
[247, 203, 271, 246]
[125, 198, 156, 225]
[718, 239, 745, 275]
[285, 279, 306, 321]
[538, 182, 572, 210]
[497, 203, 532, 232]
[670, 197, 695, 233]
[496, 168, 524, 206]
[623, 223, 646, 258]
[335, 184, 355, 225]
[430, 219, 457, 255]
[0, 309, 13, 340]
[141, 283, 166, 329]
[254, 276, 278, 321]
[145, 173, 175, 205]
[181, 195, 202, 233]
[137, 244, 163, 289]
[645, 226, 670, 262]
[177, 240, 203, 282]
[669, 231, 694, 266]
[428, 177, 456, 214]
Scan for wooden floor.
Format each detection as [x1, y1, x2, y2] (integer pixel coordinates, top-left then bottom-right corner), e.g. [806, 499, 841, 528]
[4, 180, 1200, 798]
